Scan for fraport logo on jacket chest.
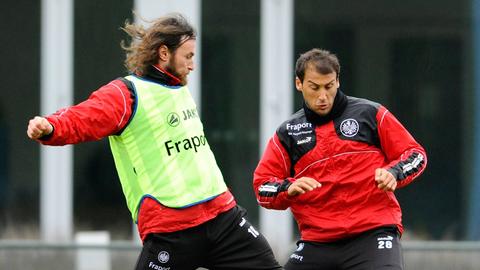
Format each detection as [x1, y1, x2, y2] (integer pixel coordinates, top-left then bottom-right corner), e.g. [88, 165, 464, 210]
[286, 122, 312, 131]
[340, 118, 359, 137]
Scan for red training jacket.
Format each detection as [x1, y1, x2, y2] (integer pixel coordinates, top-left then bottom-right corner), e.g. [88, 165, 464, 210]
[253, 94, 427, 242]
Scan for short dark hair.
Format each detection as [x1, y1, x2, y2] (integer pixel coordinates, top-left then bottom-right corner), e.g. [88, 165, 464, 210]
[295, 48, 341, 82]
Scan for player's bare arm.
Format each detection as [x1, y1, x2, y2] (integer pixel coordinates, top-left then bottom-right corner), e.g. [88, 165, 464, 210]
[287, 177, 321, 196]
[27, 116, 53, 140]
[375, 168, 397, 192]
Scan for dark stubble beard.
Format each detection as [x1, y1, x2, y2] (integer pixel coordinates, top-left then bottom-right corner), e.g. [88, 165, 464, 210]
[166, 57, 188, 86]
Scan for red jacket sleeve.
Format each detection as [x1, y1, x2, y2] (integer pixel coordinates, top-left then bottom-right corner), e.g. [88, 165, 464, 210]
[377, 106, 427, 188]
[253, 134, 296, 210]
[39, 79, 134, 145]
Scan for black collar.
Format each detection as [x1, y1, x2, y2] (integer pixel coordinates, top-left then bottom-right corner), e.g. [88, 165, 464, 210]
[142, 65, 182, 86]
[304, 90, 348, 125]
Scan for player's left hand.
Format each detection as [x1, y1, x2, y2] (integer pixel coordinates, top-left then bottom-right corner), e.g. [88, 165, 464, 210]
[375, 168, 397, 192]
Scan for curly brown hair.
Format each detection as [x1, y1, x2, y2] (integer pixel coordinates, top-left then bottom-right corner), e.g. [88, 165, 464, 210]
[121, 13, 196, 75]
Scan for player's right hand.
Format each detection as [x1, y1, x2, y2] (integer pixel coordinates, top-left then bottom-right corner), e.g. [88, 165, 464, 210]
[27, 116, 53, 139]
[287, 177, 321, 196]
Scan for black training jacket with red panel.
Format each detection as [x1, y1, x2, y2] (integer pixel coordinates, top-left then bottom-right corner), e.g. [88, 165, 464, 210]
[253, 91, 427, 242]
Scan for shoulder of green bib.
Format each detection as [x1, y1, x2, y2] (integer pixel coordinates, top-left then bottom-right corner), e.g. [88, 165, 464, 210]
[111, 77, 138, 135]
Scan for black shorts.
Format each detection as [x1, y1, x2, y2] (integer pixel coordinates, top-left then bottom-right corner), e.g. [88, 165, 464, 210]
[284, 226, 404, 270]
[134, 205, 282, 270]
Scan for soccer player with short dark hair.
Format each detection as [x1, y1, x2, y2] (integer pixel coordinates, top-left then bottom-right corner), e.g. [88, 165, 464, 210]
[254, 48, 427, 270]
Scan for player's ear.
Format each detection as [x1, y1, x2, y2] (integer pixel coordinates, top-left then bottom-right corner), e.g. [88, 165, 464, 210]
[295, 77, 303, 92]
[158, 45, 170, 62]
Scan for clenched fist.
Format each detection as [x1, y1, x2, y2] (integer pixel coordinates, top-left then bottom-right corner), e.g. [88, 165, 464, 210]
[27, 116, 53, 139]
[375, 168, 397, 192]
